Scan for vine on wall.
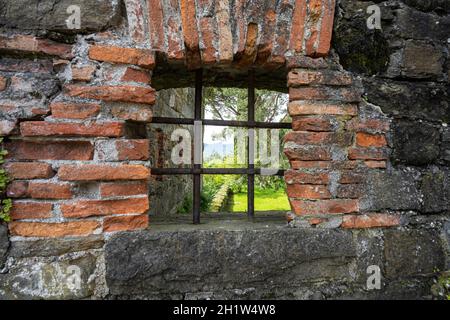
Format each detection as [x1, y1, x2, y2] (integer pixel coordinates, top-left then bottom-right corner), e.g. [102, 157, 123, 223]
[0, 138, 11, 222]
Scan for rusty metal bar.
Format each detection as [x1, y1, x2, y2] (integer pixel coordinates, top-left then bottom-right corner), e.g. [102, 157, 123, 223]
[151, 117, 291, 129]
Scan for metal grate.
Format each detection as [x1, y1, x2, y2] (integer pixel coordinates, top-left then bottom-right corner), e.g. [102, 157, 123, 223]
[151, 69, 291, 224]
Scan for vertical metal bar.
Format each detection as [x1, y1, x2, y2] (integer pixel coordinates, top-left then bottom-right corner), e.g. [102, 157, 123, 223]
[247, 69, 255, 220]
[193, 69, 203, 224]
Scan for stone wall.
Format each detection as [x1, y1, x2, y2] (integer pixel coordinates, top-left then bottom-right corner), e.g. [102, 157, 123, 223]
[0, 0, 448, 299]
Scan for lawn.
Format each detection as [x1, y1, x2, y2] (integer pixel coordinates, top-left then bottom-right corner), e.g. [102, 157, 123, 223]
[229, 188, 290, 212]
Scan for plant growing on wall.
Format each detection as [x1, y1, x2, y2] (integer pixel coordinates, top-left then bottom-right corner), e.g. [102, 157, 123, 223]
[0, 138, 11, 222]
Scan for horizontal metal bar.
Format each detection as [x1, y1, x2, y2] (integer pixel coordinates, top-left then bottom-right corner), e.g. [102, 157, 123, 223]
[151, 117, 291, 129]
[151, 168, 286, 176]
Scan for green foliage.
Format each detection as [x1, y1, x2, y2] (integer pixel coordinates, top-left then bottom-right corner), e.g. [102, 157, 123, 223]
[0, 138, 11, 222]
[230, 189, 290, 212]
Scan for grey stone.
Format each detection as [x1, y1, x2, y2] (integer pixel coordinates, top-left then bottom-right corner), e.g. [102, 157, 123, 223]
[384, 229, 445, 279]
[105, 227, 357, 299]
[361, 169, 422, 211]
[8, 235, 104, 258]
[392, 120, 441, 165]
[0, 251, 103, 299]
[0, 0, 122, 34]
[0, 223, 8, 267]
[420, 170, 450, 213]
[402, 40, 444, 79]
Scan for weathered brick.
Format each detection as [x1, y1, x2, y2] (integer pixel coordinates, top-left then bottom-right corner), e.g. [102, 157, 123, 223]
[339, 171, 365, 184]
[316, 0, 336, 56]
[290, 87, 362, 102]
[20, 121, 124, 137]
[89, 45, 155, 69]
[121, 67, 151, 84]
[0, 35, 73, 59]
[100, 181, 148, 197]
[215, 0, 233, 63]
[50, 102, 101, 119]
[61, 197, 149, 218]
[147, 0, 165, 51]
[284, 170, 329, 185]
[290, 199, 359, 215]
[125, 0, 147, 43]
[0, 120, 16, 135]
[180, 0, 202, 69]
[58, 164, 150, 181]
[65, 84, 156, 105]
[5, 162, 54, 179]
[10, 202, 53, 220]
[5, 141, 94, 160]
[292, 116, 334, 132]
[337, 184, 363, 199]
[111, 105, 152, 122]
[28, 182, 72, 199]
[286, 55, 329, 69]
[289, 0, 307, 53]
[348, 148, 388, 161]
[304, 0, 321, 57]
[287, 184, 331, 199]
[9, 221, 100, 238]
[0, 75, 7, 91]
[95, 139, 149, 161]
[236, 23, 259, 67]
[290, 161, 331, 169]
[255, 6, 277, 65]
[288, 70, 352, 86]
[364, 161, 387, 169]
[6, 181, 28, 198]
[103, 214, 149, 232]
[284, 131, 352, 146]
[356, 133, 387, 148]
[288, 102, 358, 116]
[71, 65, 96, 81]
[346, 118, 390, 133]
[284, 146, 331, 161]
[342, 214, 400, 229]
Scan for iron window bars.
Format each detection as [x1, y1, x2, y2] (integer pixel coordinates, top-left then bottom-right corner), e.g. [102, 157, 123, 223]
[151, 69, 292, 224]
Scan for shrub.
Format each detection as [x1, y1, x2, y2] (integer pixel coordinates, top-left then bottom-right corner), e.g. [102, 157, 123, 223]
[0, 138, 11, 222]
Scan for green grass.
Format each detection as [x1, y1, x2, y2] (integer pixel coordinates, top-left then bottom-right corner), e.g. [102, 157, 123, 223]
[230, 188, 290, 212]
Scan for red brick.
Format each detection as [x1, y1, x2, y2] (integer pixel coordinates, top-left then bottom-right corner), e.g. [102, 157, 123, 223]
[215, 0, 233, 63]
[292, 117, 334, 132]
[5, 141, 94, 160]
[284, 170, 329, 185]
[28, 182, 72, 199]
[348, 148, 388, 161]
[316, 0, 336, 56]
[236, 23, 259, 67]
[286, 55, 329, 69]
[290, 161, 331, 169]
[89, 45, 155, 69]
[20, 121, 124, 137]
[166, 15, 185, 62]
[5, 162, 54, 179]
[288, 70, 352, 86]
[64, 84, 156, 105]
[6, 181, 28, 198]
[339, 171, 365, 184]
[364, 161, 387, 169]
[284, 131, 352, 146]
[337, 184, 363, 199]
[346, 118, 390, 133]
[71, 65, 96, 81]
[288, 102, 358, 116]
[0, 120, 16, 135]
[121, 67, 151, 84]
[9, 221, 100, 238]
[180, 0, 202, 69]
[0, 35, 73, 59]
[289, 0, 307, 53]
[0, 76, 7, 91]
[100, 182, 148, 197]
[284, 146, 331, 161]
[50, 102, 101, 119]
[287, 184, 331, 199]
[111, 105, 152, 122]
[58, 164, 150, 181]
[198, 16, 217, 64]
[342, 214, 400, 229]
[10, 202, 53, 220]
[289, 87, 362, 102]
[356, 133, 387, 148]
[103, 214, 149, 232]
[290, 199, 359, 215]
[147, 0, 165, 51]
[61, 197, 149, 218]
[255, 6, 276, 65]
